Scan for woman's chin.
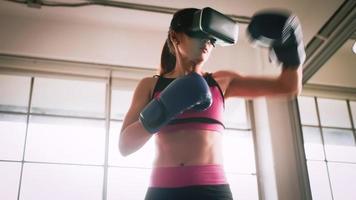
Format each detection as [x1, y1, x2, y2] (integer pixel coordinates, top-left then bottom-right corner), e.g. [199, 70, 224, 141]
[196, 54, 210, 63]
[192, 58, 205, 66]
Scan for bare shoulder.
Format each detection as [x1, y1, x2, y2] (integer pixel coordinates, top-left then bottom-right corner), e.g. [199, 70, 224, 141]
[119, 76, 157, 132]
[212, 70, 242, 78]
[138, 76, 158, 86]
[211, 70, 242, 94]
[123, 75, 158, 124]
[135, 76, 159, 99]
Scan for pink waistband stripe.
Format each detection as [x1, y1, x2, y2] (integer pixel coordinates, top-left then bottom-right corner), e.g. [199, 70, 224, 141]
[150, 164, 227, 188]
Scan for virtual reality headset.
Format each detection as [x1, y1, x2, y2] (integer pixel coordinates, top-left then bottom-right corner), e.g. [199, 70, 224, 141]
[171, 7, 239, 46]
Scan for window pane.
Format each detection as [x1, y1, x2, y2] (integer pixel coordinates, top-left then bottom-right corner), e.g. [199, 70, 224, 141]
[107, 167, 150, 200]
[0, 74, 31, 113]
[25, 116, 105, 165]
[298, 96, 319, 126]
[111, 89, 133, 120]
[307, 161, 333, 200]
[302, 126, 325, 160]
[227, 174, 259, 200]
[350, 101, 356, 128]
[20, 163, 103, 200]
[318, 98, 351, 128]
[0, 114, 27, 161]
[323, 128, 356, 162]
[328, 162, 356, 200]
[222, 129, 256, 174]
[224, 98, 249, 129]
[31, 77, 106, 118]
[109, 121, 155, 168]
[0, 162, 22, 200]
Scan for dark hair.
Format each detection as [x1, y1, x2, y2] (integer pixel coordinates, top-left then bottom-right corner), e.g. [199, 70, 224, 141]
[159, 8, 199, 76]
[160, 40, 176, 75]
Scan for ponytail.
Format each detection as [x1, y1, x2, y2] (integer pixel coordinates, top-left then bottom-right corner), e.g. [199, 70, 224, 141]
[159, 39, 176, 76]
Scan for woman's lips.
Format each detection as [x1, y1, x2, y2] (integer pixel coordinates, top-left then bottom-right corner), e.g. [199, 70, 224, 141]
[201, 47, 208, 53]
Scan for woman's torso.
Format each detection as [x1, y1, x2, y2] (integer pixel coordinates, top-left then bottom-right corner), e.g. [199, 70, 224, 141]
[148, 72, 230, 167]
[155, 129, 223, 167]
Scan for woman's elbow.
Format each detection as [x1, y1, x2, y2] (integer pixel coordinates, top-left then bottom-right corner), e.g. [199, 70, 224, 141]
[292, 76, 303, 96]
[118, 143, 127, 157]
[295, 84, 303, 96]
[118, 146, 127, 157]
[118, 135, 132, 157]
[118, 122, 153, 157]
[283, 81, 302, 96]
[279, 67, 303, 96]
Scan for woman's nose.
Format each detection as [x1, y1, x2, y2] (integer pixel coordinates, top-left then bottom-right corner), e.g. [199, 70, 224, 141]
[201, 38, 210, 44]
[201, 38, 216, 47]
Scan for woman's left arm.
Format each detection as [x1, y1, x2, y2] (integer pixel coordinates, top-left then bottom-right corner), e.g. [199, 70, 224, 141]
[219, 9, 305, 99]
[214, 66, 302, 99]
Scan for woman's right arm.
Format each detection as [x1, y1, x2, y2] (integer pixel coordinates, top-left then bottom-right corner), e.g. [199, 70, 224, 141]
[119, 77, 155, 157]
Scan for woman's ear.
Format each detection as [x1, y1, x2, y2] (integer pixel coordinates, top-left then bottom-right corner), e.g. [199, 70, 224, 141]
[169, 30, 180, 45]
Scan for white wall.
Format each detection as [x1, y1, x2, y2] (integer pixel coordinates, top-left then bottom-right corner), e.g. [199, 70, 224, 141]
[0, 10, 264, 76]
[0, 16, 164, 69]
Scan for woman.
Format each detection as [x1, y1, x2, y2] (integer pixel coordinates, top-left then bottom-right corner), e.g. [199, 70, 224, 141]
[119, 8, 303, 200]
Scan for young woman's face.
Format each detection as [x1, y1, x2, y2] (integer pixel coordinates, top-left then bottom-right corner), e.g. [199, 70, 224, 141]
[175, 33, 215, 64]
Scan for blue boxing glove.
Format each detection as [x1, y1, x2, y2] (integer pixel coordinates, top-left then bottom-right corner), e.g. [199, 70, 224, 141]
[139, 72, 212, 134]
[247, 9, 306, 68]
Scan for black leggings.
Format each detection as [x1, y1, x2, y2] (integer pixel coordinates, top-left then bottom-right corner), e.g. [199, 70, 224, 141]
[144, 184, 233, 200]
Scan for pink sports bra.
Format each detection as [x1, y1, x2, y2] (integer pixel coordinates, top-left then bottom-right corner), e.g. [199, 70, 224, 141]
[151, 73, 225, 133]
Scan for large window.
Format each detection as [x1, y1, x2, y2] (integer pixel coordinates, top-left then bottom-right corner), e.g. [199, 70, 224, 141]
[0, 73, 257, 200]
[298, 96, 356, 200]
[222, 99, 258, 200]
[0, 74, 107, 200]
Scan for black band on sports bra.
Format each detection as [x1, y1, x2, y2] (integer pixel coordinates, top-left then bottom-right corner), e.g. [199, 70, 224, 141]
[168, 117, 225, 128]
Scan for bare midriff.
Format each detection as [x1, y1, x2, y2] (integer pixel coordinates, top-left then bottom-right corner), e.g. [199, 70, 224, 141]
[154, 130, 223, 167]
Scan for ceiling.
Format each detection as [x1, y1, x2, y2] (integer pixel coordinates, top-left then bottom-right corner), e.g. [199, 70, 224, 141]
[0, 0, 355, 89]
[0, 0, 345, 44]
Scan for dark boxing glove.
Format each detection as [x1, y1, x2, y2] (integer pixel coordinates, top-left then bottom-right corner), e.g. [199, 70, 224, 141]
[139, 72, 212, 134]
[247, 9, 306, 69]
